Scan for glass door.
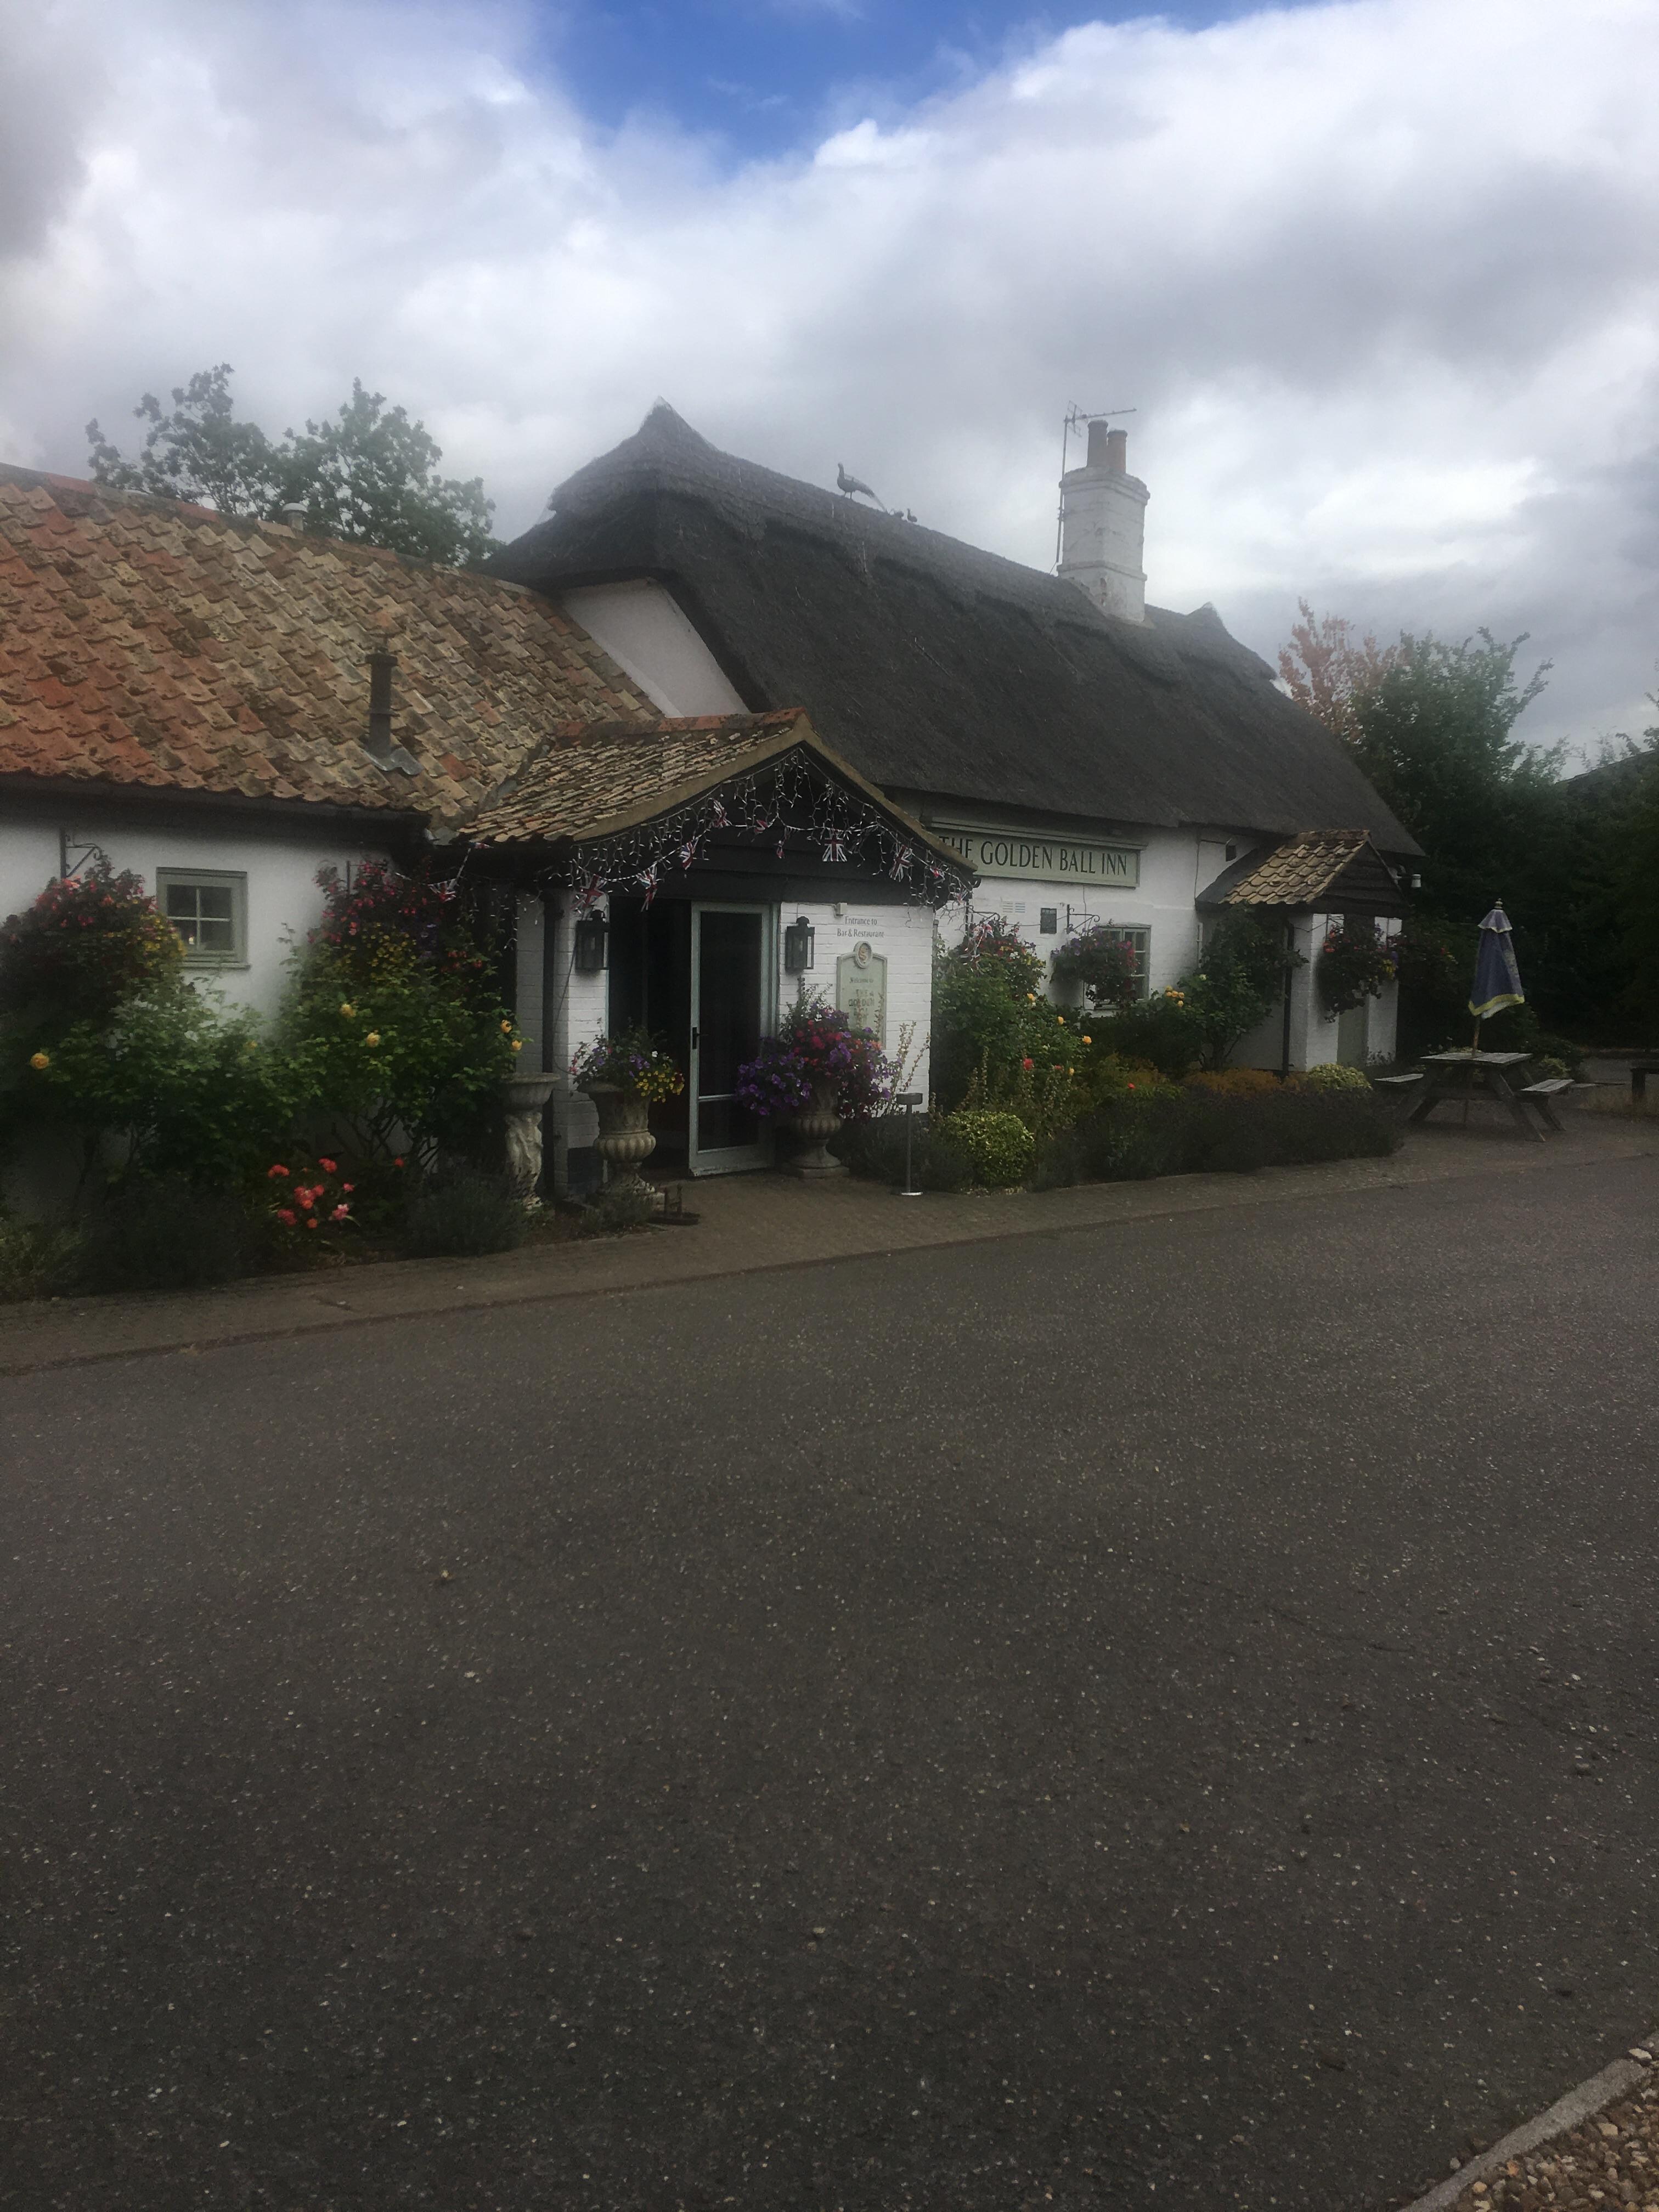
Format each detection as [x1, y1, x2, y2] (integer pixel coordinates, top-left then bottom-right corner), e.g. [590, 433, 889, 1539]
[690, 905, 772, 1174]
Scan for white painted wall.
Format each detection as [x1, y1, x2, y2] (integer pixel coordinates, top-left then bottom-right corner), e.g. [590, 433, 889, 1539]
[538, 894, 610, 1194]
[938, 825, 1206, 999]
[560, 581, 746, 718]
[0, 810, 388, 1023]
[777, 898, 935, 1103]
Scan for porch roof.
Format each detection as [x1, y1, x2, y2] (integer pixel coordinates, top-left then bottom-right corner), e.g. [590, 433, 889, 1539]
[1195, 828, 1408, 915]
[461, 707, 973, 904]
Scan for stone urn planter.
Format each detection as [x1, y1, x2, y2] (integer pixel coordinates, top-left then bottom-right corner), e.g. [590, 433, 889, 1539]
[785, 1080, 848, 1179]
[583, 1081, 656, 1198]
[501, 1070, 558, 1205]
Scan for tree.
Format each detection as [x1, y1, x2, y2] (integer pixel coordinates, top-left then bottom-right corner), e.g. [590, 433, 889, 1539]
[86, 365, 498, 567]
[1278, 601, 1407, 743]
[1611, 702, 1659, 1033]
[86, 364, 281, 517]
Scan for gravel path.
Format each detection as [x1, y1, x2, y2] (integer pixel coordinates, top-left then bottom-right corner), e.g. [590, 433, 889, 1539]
[1443, 2063, 1658, 2210]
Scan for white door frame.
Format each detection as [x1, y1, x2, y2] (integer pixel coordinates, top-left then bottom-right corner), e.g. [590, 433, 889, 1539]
[689, 902, 776, 1175]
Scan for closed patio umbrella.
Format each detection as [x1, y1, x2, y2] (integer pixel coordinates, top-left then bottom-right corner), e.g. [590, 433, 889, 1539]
[1469, 901, 1524, 1048]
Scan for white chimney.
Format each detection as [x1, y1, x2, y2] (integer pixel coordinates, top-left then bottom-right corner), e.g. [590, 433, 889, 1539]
[1058, 420, 1149, 624]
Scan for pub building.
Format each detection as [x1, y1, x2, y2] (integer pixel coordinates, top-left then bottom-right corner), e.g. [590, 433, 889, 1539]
[489, 405, 1421, 1116]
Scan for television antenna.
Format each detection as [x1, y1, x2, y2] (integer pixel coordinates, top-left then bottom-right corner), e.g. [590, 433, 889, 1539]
[1054, 403, 1137, 569]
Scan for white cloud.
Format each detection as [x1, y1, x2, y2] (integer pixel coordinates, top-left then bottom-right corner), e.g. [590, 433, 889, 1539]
[2, 0, 1656, 751]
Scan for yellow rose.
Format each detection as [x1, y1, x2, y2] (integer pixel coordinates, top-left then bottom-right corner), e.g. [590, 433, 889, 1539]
[365, 1031, 381, 1047]
[500, 1020, 513, 1034]
[1026, 993, 1036, 1002]
[1057, 1014, 1065, 1025]
[1082, 1035, 1092, 1044]
[339, 1002, 356, 1018]
[510, 1039, 523, 1053]
[29, 1049, 50, 1071]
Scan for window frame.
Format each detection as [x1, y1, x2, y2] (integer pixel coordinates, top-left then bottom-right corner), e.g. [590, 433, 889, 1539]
[156, 867, 250, 969]
[1097, 923, 1152, 999]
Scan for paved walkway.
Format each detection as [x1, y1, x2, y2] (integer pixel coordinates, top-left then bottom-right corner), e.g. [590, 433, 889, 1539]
[1, 1113, 1652, 1376]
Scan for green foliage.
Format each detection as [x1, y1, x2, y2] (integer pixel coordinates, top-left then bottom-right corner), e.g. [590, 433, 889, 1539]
[0, 863, 182, 1048]
[281, 865, 517, 1166]
[580, 1185, 657, 1233]
[1101, 911, 1291, 1074]
[1613, 743, 1659, 1034]
[1345, 631, 1557, 919]
[0, 1212, 83, 1301]
[400, 1170, 529, 1258]
[833, 1114, 974, 1192]
[1300, 1062, 1373, 1093]
[1317, 919, 1400, 1016]
[1042, 1085, 1400, 1187]
[1049, 924, 1139, 1011]
[935, 1109, 1034, 1188]
[280, 944, 516, 1166]
[77, 1176, 255, 1292]
[41, 983, 303, 1185]
[86, 364, 283, 517]
[88, 364, 498, 567]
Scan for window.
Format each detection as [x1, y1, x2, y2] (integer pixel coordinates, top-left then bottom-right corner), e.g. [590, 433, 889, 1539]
[1101, 924, 1152, 997]
[158, 869, 247, 965]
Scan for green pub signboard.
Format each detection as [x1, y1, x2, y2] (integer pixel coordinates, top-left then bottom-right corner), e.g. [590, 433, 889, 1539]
[932, 823, 1141, 889]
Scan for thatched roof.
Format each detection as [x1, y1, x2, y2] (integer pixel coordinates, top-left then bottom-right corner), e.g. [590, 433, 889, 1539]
[489, 405, 1421, 857]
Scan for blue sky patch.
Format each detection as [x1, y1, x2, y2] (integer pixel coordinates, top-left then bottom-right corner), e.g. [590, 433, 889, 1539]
[532, 2, 1275, 154]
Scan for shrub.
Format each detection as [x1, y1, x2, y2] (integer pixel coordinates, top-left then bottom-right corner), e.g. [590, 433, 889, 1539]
[1049, 925, 1141, 1011]
[0, 1212, 83, 1301]
[935, 1109, 1034, 1188]
[0, 863, 182, 1045]
[77, 1176, 255, 1292]
[580, 1184, 657, 1233]
[1318, 919, 1400, 1015]
[1530, 1055, 1571, 1082]
[260, 1153, 359, 1257]
[311, 856, 505, 1003]
[400, 1169, 528, 1258]
[1184, 1067, 1285, 1097]
[1040, 1085, 1400, 1187]
[1183, 1088, 1401, 1174]
[833, 1113, 973, 1192]
[280, 940, 518, 1167]
[1300, 1062, 1373, 1093]
[40, 983, 303, 1186]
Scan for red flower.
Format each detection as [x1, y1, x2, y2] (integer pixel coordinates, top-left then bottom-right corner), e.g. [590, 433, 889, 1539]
[1127, 1081, 1136, 1091]
[1021, 1057, 1034, 1070]
[331, 1204, 349, 1222]
[318, 1156, 338, 1173]
[342, 1182, 355, 1193]
[275, 1207, 296, 1225]
[393, 1156, 405, 1168]
[307, 1218, 320, 1230]
[267, 1164, 290, 1179]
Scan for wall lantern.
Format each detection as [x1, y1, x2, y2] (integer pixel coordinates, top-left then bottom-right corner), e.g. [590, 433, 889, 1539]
[783, 915, 816, 973]
[573, 912, 609, 973]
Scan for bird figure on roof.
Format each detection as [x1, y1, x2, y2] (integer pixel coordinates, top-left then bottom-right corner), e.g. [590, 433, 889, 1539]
[836, 462, 886, 510]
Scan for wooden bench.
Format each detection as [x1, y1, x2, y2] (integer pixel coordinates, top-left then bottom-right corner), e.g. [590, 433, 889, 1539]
[1631, 1062, 1659, 1102]
[1519, 1076, 1574, 1132]
[1371, 1073, 1424, 1091]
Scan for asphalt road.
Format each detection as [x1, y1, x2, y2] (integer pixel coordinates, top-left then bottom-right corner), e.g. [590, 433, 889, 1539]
[4, 1154, 1658, 2211]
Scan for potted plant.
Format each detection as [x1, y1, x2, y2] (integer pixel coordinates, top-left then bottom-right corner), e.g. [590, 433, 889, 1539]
[569, 1028, 685, 1195]
[735, 991, 893, 1178]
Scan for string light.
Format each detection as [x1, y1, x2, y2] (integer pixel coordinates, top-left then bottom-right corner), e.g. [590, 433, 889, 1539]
[528, 750, 971, 911]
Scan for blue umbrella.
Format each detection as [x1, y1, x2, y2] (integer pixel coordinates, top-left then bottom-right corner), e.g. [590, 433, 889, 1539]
[1469, 901, 1524, 1046]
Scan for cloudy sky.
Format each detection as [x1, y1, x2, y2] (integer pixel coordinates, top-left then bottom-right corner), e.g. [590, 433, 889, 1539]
[2, 0, 1655, 756]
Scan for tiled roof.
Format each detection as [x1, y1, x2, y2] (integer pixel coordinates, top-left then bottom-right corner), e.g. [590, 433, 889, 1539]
[1203, 828, 1382, 906]
[0, 465, 656, 825]
[466, 707, 962, 873]
[466, 710, 809, 844]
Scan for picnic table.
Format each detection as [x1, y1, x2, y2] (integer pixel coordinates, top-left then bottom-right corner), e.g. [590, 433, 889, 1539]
[1405, 1050, 1561, 1143]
